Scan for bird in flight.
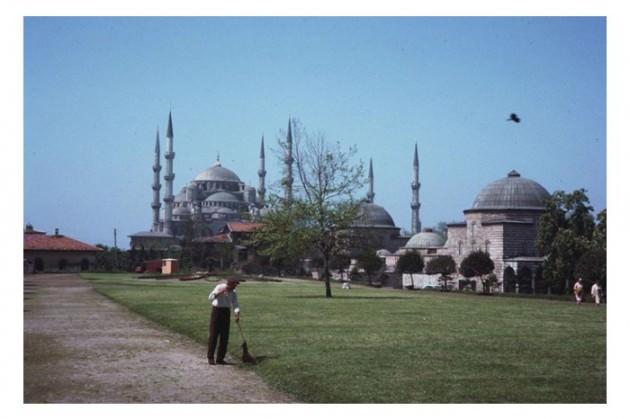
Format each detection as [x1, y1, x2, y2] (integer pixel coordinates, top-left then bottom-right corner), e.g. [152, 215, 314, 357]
[507, 113, 521, 123]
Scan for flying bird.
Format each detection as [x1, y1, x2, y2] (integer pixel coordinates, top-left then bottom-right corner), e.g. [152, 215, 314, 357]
[507, 113, 521, 123]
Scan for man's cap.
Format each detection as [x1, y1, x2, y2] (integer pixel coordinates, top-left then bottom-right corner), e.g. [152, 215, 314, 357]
[226, 276, 241, 286]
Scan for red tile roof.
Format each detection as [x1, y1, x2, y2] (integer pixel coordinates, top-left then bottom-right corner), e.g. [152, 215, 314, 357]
[24, 233, 104, 252]
[226, 222, 263, 233]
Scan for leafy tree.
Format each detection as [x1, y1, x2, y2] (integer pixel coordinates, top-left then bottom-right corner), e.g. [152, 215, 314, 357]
[396, 252, 424, 274]
[357, 249, 384, 285]
[253, 120, 365, 297]
[425, 255, 456, 291]
[460, 250, 495, 294]
[537, 190, 601, 293]
[329, 253, 351, 280]
[95, 244, 132, 272]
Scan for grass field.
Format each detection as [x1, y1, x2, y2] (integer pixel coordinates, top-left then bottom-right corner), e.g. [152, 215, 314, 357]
[81, 273, 606, 403]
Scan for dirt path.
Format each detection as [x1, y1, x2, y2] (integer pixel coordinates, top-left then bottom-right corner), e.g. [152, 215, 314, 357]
[23, 274, 294, 403]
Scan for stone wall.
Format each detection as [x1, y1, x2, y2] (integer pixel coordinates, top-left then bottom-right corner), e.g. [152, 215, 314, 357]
[24, 251, 98, 273]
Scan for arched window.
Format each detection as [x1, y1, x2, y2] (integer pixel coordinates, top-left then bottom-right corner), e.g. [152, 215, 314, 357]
[504, 267, 516, 293]
[34, 257, 44, 272]
[458, 240, 463, 255]
[58, 258, 68, 271]
[485, 240, 490, 253]
[80, 259, 90, 271]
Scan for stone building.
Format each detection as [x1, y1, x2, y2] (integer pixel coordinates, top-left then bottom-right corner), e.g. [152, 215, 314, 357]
[129, 112, 265, 250]
[23, 225, 103, 273]
[442, 170, 550, 292]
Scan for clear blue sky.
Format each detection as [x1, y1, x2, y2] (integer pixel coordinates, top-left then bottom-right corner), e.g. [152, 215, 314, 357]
[24, 17, 606, 248]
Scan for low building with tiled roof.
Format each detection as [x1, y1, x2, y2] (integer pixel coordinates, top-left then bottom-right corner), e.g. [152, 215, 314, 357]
[23, 225, 103, 273]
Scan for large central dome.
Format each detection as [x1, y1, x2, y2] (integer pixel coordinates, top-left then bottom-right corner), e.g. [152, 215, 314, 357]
[195, 161, 241, 183]
[354, 202, 396, 228]
[470, 170, 550, 211]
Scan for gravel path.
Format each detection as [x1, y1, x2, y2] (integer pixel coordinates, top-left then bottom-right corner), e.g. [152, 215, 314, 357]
[23, 274, 294, 403]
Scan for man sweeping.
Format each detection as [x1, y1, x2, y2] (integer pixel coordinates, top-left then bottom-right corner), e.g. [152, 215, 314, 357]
[207, 277, 241, 365]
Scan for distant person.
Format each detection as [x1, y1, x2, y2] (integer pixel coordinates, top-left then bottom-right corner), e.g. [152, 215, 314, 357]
[207, 277, 241, 365]
[591, 280, 602, 305]
[573, 278, 584, 304]
[342, 281, 352, 289]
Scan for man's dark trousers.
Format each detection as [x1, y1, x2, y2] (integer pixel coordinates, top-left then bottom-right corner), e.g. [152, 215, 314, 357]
[208, 307, 231, 362]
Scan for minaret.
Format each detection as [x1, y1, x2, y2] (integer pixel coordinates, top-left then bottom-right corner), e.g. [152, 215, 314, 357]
[151, 128, 162, 232]
[283, 118, 294, 205]
[366, 158, 375, 203]
[411, 143, 421, 234]
[258, 135, 266, 207]
[163, 112, 176, 235]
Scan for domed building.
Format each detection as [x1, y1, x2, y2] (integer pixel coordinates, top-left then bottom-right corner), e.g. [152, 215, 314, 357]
[443, 170, 551, 292]
[130, 112, 265, 250]
[350, 159, 409, 254]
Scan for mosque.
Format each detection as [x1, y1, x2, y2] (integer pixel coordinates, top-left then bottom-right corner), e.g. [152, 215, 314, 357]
[130, 112, 551, 292]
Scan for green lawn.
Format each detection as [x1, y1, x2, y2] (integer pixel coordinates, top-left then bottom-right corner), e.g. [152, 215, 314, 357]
[81, 273, 606, 403]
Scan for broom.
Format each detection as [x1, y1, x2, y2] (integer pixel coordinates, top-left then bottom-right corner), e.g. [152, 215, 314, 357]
[236, 320, 256, 364]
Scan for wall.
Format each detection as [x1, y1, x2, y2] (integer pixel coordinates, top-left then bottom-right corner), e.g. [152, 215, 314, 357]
[24, 251, 98, 273]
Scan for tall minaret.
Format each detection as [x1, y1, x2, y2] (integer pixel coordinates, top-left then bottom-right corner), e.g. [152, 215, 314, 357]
[258, 135, 266, 207]
[411, 143, 421, 234]
[283, 118, 294, 205]
[163, 112, 176, 235]
[151, 128, 162, 232]
[366, 158, 375, 203]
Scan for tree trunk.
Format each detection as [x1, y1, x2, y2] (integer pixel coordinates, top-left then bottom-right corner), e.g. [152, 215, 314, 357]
[324, 254, 333, 298]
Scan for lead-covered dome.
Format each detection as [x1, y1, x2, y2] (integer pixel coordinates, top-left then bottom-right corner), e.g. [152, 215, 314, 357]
[205, 191, 240, 203]
[470, 170, 550, 211]
[194, 162, 241, 183]
[354, 202, 396, 228]
[405, 228, 446, 248]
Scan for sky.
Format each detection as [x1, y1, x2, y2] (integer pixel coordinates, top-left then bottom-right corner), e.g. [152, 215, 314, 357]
[23, 16, 606, 248]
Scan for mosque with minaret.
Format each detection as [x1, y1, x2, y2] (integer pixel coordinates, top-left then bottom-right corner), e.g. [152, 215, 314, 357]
[129, 112, 269, 249]
[130, 112, 552, 292]
[129, 112, 425, 252]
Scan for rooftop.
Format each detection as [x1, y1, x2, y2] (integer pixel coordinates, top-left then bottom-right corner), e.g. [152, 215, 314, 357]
[24, 230, 103, 252]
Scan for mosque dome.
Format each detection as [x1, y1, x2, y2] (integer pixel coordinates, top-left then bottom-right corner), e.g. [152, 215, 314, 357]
[405, 228, 446, 249]
[354, 202, 396, 228]
[174, 188, 187, 202]
[173, 205, 190, 216]
[470, 170, 551, 211]
[205, 191, 240, 203]
[195, 161, 241, 183]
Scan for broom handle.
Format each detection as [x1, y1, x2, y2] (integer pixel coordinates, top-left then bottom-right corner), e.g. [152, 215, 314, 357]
[236, 320, 246, 341]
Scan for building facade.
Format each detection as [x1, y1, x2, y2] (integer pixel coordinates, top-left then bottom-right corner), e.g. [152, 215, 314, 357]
[129, 112, 266, 250]
[24, 225, 103, 273]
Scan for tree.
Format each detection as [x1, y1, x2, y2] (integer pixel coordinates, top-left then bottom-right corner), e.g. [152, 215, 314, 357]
[357, 249, 384, 285]
[537, 190, 602, 293]
[329, 253, 351, 281]
[396, 252, 424, 275]
[253, 120, 365, 297]
[425, 255, 456, 291]
[460, 250, 495, 294]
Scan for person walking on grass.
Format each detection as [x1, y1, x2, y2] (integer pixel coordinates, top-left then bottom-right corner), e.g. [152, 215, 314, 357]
[573, 277, 584, 305]
[207, 276, 241, 365]
[591, 280, 602, 306]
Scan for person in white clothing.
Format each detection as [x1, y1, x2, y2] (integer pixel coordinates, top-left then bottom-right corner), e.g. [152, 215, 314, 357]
[207, 277, 241, 365]
[573, 278, 584, 305]
[591, 280, 602, 305]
